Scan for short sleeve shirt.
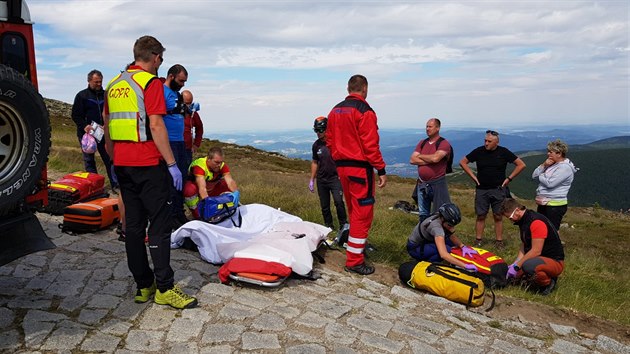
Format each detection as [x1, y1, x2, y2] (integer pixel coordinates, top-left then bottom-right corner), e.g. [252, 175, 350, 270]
[191, 163, 230, 183]
[465, 146, 517, 189]
[414, 138, 451, 181]
[312, 138, 338, 180]
[408, 215, 452, 244]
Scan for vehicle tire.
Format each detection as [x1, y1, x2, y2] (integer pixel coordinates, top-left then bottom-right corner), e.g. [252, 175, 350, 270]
[0, 64, 50, 211]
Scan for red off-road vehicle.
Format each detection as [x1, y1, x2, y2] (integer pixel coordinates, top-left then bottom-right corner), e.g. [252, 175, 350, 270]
[0, 0, 54, 266]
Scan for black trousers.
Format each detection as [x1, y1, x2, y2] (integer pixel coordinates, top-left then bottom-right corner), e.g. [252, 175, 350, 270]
[536, 204, 567, 231]
[317, 177, 348, 228]
[115, 163, 174, 292]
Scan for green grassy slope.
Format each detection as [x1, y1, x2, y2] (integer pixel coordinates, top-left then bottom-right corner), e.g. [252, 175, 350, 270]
[46, 100, 630, 326]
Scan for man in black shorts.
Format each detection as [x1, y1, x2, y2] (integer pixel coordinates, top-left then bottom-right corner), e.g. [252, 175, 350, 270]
[459, 130, 526, 248]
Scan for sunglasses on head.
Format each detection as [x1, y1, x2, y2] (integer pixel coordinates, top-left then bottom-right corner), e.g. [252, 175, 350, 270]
[486, 130, 499, 136]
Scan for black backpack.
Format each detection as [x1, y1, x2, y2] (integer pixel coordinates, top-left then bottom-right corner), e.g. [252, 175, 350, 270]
[420, 137, 454, 174]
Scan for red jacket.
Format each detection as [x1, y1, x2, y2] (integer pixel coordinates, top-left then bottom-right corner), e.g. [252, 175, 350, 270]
[326, 94, 386, 174]
[184, 111, 204, 150]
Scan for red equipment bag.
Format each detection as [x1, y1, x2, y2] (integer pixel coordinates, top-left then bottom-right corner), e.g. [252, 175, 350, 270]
[218, 258, 291, 287]
[450, 247, 508, 289]
[60, 197, 120, 233]
[46, 172, 106, 215]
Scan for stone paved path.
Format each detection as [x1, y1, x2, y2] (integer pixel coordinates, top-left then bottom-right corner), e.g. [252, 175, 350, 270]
[1, 213, 629, 353]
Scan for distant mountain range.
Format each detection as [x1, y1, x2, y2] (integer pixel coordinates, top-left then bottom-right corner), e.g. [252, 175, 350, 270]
[212, 125, 630, 178]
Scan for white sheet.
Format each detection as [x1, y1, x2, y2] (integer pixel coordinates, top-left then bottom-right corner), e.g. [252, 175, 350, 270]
[217, 222, 330, 275]
[171, 204, 330, 274]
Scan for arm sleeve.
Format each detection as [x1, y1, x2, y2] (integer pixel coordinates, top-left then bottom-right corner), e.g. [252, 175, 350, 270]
[530, 220, 548, 239]
[71, 92, 85, 127]
[414, 140, 424, 154]
[311, 142, 319, 161]
[163, 86, 176, 112]
[192, 112, 203, 147]
[357, 110, 386, 171]
[465, 148, 478, 163]
[191, 165, 206, 177]
[505, 149, 518, 163]
[145, 80, 167, 115]
[536, 164, 572, 189]
[532, 165, 545, 179]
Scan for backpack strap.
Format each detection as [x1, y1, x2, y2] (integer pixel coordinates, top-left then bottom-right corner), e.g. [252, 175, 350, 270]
[420, 137, 444, 150]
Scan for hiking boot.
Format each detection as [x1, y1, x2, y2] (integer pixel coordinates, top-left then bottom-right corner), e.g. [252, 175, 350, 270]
[541, 278, 557, 296]
[154, 285, 198, 309]
[364, 243, 377, 253]
[493, 240, 505, 250]
[335, 224, 350, 246]
[344, 263, 375, 275]
[474, 238, 484, 247]
[134, 282, 156, 303]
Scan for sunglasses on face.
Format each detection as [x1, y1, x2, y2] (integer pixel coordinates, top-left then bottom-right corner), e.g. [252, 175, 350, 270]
[152, 52, 164, 63]
[486, 130, 499, 136]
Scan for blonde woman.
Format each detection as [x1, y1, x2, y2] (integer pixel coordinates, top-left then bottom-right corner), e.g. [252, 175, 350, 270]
[532, 139, 578, 230]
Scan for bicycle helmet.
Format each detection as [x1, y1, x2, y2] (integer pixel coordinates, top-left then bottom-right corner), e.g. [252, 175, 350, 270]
[438, 202, 462, 226]
[313, 116, 327, 133]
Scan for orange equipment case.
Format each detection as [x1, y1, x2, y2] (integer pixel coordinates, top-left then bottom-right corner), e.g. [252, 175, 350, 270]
[61, 197, 120, 233]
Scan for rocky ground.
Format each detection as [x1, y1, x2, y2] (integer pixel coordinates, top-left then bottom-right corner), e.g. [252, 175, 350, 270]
[0, 211, 629, 353]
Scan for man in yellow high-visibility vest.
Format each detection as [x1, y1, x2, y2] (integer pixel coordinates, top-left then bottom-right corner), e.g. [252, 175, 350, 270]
[104, 35, 197, 309]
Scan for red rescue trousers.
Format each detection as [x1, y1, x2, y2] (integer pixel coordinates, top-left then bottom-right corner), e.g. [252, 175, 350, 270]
[337, 165, 376, 267]
[520, 257, 564, 287]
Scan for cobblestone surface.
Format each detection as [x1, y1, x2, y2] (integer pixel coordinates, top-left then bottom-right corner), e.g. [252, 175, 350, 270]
[1, 212, 629, 353]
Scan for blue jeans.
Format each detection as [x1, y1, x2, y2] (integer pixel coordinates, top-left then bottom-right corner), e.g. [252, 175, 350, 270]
[417, 183, 434, 223]
[169, 141, 187, 220]
[406, 237, 454, 262]
[417, 176, 451, 223]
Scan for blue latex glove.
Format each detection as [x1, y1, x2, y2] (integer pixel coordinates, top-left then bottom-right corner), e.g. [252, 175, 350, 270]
[188, 102, 200, 113]
[232, 190, 240, 206]
[308, 179, 315, 193]
[506, 263, 519, 279]
[168, 164, 183, 191]
[461, 245, 478, 258]
[464, 264, 478, 272]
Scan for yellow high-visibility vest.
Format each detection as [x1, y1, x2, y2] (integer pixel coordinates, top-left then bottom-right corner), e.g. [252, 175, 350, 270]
[189, 157, 225, 181]
[105, 69, 155, 142]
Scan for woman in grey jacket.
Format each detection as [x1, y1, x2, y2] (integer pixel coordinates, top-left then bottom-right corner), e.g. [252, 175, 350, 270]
[532, 139, 579, 230]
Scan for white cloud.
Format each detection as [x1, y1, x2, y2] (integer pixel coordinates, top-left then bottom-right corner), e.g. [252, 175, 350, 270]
[25, 0, 629, 131]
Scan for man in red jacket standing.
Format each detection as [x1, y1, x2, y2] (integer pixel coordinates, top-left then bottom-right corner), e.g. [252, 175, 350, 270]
[326, 74, 387, 275]
[182, 90, 204, 168]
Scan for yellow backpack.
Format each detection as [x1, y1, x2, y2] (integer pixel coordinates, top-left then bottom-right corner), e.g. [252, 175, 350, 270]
[404, 261, 493, 309]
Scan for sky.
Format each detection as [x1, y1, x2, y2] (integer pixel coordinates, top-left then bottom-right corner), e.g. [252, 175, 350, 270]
[27, 0, 629, 132]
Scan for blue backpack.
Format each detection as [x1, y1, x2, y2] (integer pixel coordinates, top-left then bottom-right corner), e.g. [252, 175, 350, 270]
[197, 191, 241, 227]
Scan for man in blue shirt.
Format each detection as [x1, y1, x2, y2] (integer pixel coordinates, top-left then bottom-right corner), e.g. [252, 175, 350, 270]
[163, 64, 188, 229]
